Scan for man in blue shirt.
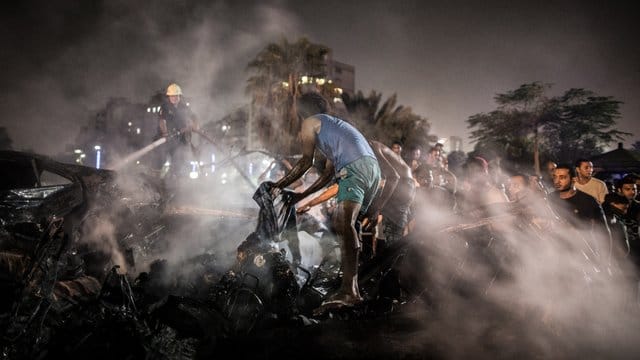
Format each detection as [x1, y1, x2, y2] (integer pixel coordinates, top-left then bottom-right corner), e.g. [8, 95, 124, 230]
[271, 92, 381, 310]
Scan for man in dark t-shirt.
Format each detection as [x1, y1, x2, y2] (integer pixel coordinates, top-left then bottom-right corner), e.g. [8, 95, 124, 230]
[548, 164, 609, 243]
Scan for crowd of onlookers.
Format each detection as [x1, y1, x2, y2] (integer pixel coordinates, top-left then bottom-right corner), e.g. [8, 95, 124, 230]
[396, 141, 640, 271]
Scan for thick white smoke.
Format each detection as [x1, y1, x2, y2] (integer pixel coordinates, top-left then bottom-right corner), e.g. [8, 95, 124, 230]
[404, 192, 640, 358]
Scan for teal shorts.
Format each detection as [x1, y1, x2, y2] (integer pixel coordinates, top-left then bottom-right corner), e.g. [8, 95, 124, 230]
[336, 156, 381, 212]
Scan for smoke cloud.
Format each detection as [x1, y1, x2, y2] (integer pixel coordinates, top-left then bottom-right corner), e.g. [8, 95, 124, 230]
[2, 0, 302, 155]
[403, 193, 640, 358]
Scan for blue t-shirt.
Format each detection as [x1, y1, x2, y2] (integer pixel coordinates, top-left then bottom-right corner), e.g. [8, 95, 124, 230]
[314, 114, 376, 172]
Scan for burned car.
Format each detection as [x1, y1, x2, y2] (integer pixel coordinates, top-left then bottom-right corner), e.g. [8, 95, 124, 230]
[0, 150, 165, 357]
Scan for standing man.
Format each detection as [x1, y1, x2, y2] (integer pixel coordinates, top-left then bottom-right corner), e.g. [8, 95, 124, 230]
[157, 83, 199, 178]
[549, 164, 609, 239]
[507, 173, 531, 202]
[270, 92, 381, 309]
[573, 159, 608, 204]
[615, 175, 640, 262]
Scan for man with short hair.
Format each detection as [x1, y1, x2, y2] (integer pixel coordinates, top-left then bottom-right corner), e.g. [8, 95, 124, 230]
[549, 164, 608, 235]
[615, 175, 640, 262]
[271, 92, 381, 309]
[573, 159, 608, 204]
[507, 173, 531, 202]
[458, 156, 509, 214]
[404, 145, 423, 172]
[602, 193, 631, 259]
[390, 141, 403, 156]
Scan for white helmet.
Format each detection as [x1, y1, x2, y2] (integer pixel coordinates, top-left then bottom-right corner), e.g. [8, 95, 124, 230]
[166, 83, 183, 96]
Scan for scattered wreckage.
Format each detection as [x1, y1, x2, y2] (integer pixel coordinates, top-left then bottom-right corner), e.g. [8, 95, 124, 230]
[1, 150, 635, 359]
[0, 150, 420, 359]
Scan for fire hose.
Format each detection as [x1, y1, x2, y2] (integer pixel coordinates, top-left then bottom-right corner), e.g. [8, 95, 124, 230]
[108, 129, 257, 189]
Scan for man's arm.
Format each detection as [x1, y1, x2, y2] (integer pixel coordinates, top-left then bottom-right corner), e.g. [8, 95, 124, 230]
[158, 118, 169, 137]
[296, 159, 335, 201]
[273, 117, 317, 190]
[297, 183, 338, 213]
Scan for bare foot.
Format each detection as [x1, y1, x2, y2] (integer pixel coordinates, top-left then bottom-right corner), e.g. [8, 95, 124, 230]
[312, 292, 363, 315]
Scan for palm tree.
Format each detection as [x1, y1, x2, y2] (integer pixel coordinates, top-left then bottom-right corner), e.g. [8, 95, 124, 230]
[342, 91, 432, 148]
[246, 37, 329, 154]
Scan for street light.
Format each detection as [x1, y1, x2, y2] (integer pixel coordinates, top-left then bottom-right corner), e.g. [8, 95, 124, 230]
[94, 145, 102, 169]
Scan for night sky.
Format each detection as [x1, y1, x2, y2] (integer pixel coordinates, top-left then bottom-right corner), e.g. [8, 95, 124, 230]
[2, 0, 639, 155]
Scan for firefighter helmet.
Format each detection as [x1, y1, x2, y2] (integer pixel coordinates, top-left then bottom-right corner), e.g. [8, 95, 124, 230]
[166, 83, 183, 96]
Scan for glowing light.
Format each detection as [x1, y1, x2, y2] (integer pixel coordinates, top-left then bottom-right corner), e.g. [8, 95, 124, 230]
[301, 75, 309, 84]
[80, 154, 86, 159]
[95, 145, 101, 169]
[334, 87, 343, 94]
[282, 82, 289, 88]
[316, 78, 326, 85]
[128, 122, 132, 126]
[74, 149, 83, 154]
[147, 108, 151, 113]
[189, 161, 199, 179]
[136, 128, 141, 134]
[211, 153, 215, 173]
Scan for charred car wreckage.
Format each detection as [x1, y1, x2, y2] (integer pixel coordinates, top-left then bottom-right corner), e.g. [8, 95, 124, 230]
[1, 150, 639, 359]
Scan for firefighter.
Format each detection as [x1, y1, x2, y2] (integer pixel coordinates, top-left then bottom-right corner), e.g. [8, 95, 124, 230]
[157, 83, 199, 180]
